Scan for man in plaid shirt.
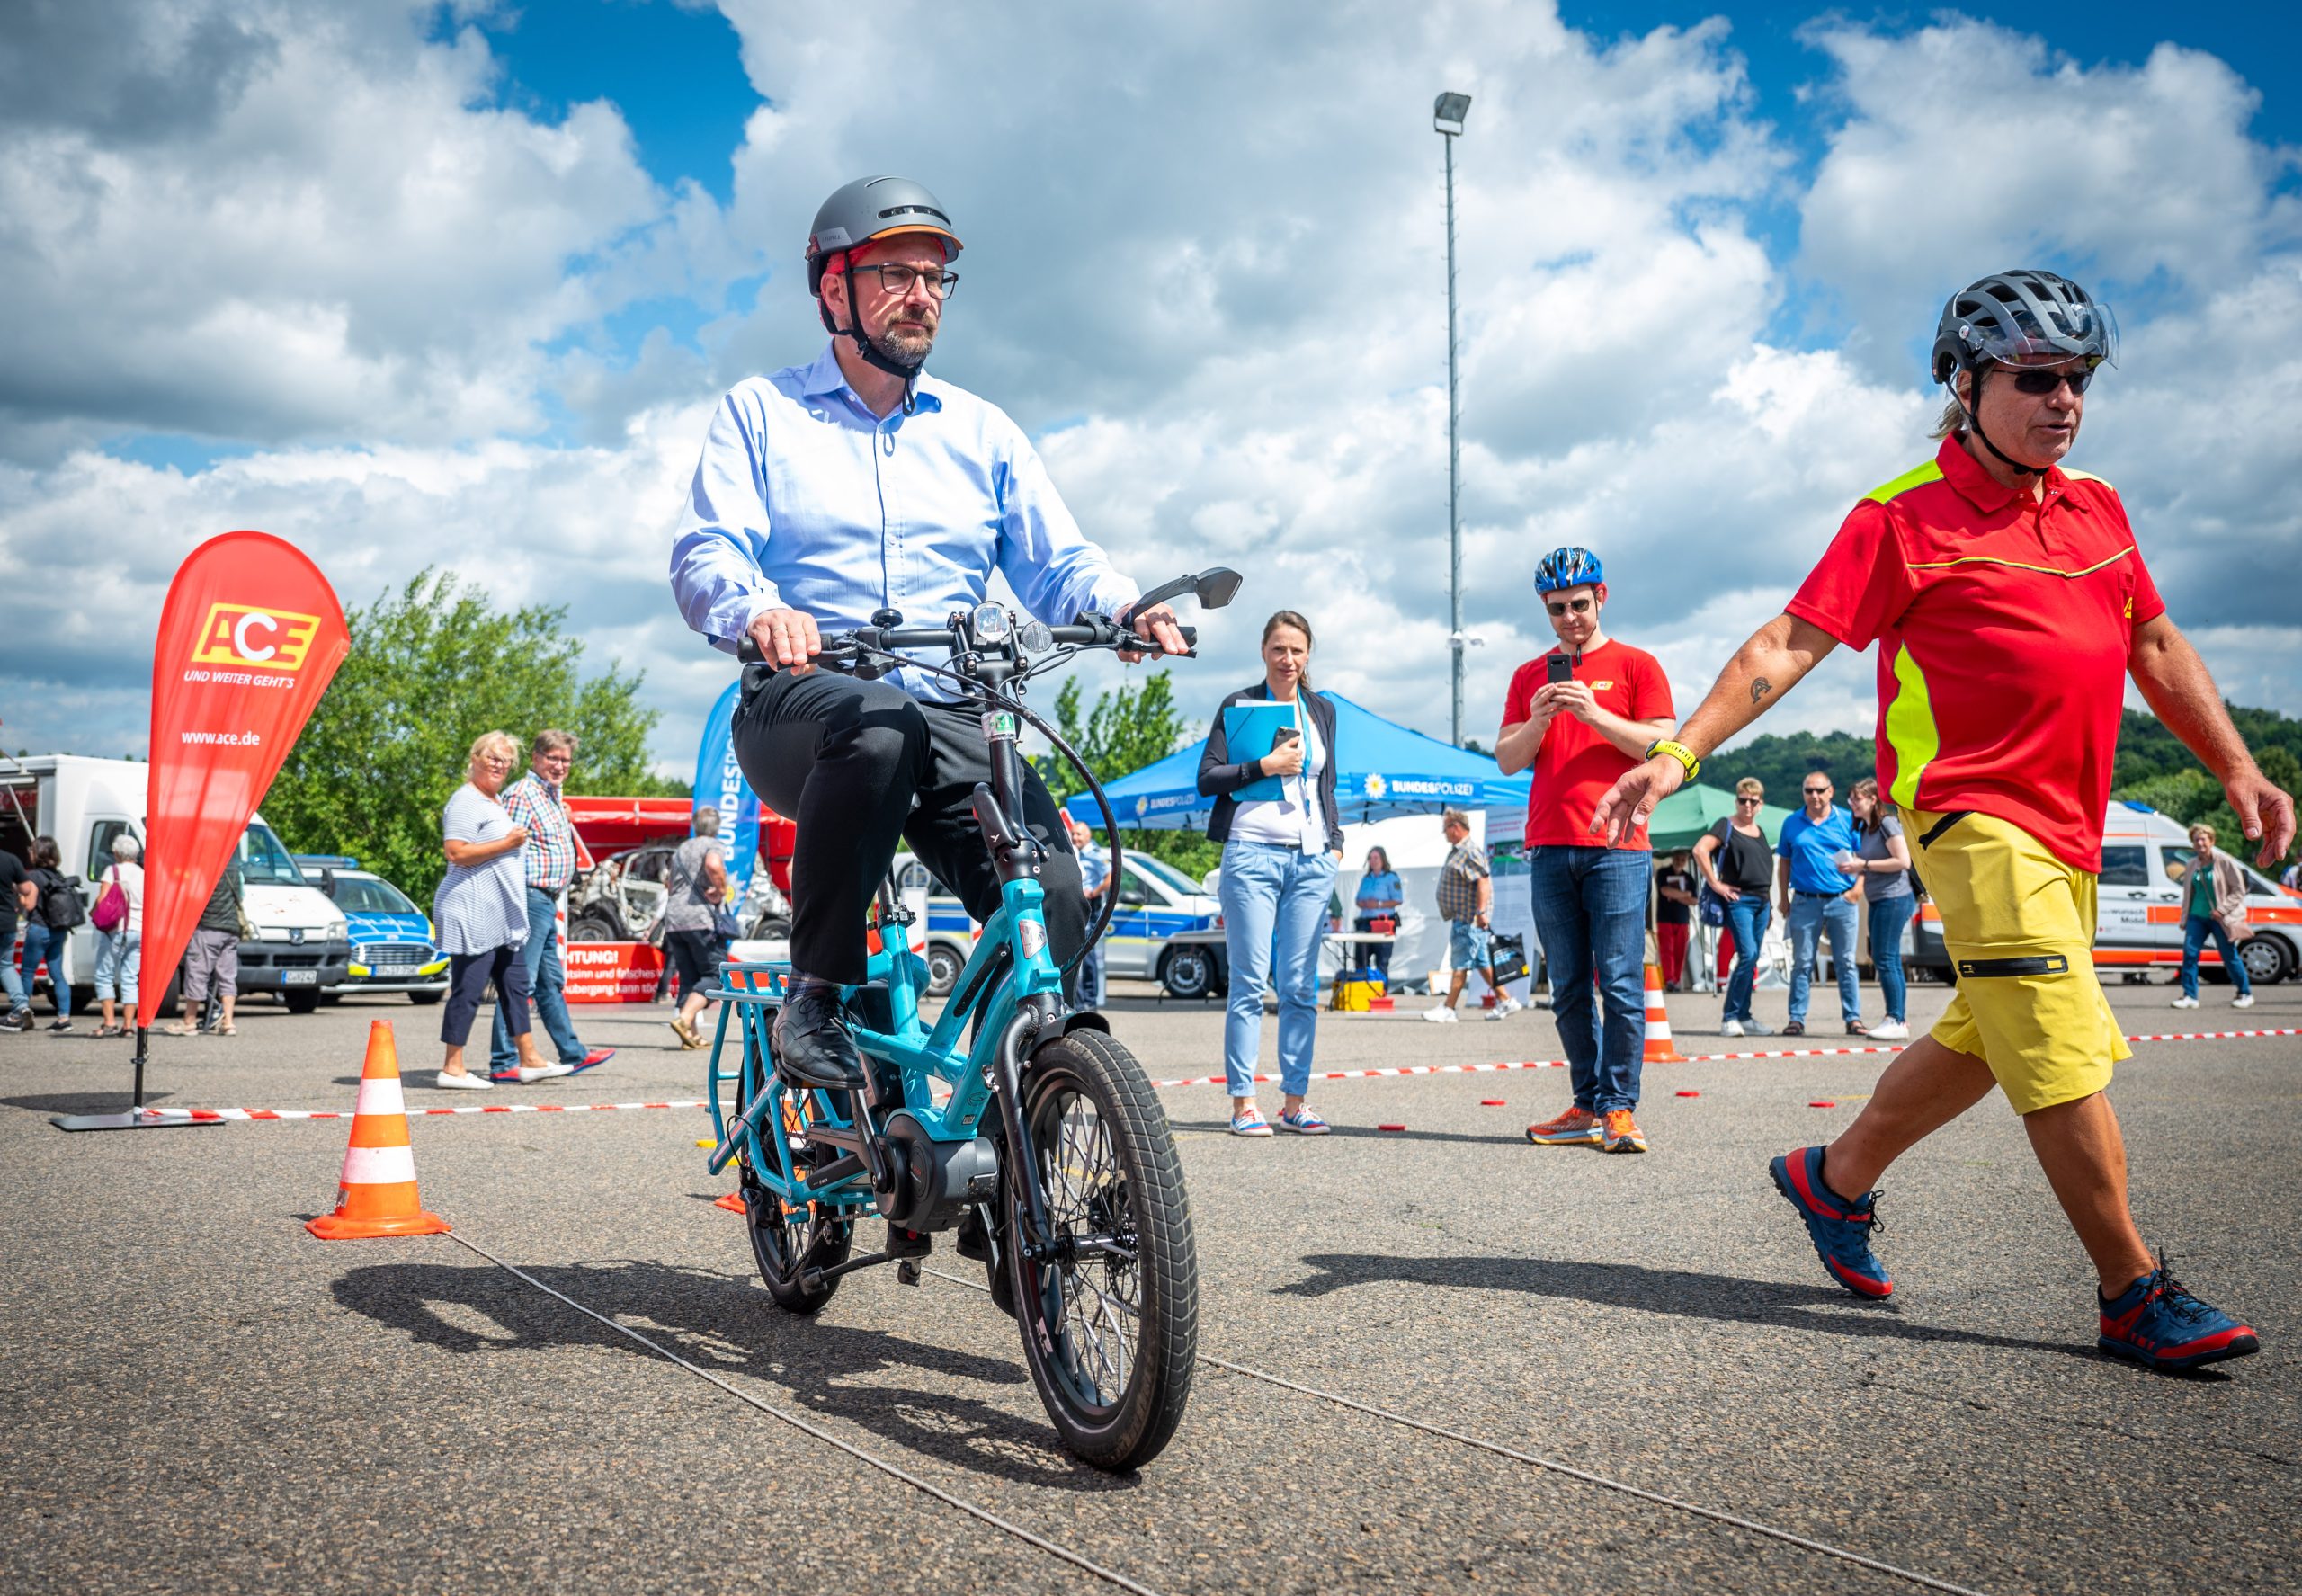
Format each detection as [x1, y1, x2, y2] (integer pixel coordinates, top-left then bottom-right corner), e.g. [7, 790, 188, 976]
[1424, 808, 1518, 1023]
[490, 730, 614, 1080]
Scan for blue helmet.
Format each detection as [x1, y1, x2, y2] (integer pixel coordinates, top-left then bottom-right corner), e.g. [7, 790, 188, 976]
[1532, 547, 1603, 594]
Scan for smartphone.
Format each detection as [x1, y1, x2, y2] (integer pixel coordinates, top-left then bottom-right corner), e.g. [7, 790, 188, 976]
[1546, 653, 1574, 686]
[1272, 727, 1301, 748]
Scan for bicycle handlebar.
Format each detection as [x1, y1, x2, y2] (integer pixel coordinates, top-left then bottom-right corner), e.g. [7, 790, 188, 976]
[735, 617, 1195, 668]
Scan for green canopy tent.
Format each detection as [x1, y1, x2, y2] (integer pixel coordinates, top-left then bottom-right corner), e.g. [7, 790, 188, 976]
[1644, 782, 1793, 854]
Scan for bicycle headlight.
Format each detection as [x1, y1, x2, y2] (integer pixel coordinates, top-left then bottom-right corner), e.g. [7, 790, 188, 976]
[970, 602, 1011, 643]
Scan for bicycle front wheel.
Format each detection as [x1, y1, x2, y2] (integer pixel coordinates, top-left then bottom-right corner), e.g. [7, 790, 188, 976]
[1007, 1029, 1197, 1470]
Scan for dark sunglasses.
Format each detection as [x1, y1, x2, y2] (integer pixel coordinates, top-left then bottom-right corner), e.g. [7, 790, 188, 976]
[1802, 787, 1830, 796]
[1546, 597, 1593, 616]
[1735, 795, 1762, 805]
[2002, 365, 2093, 397]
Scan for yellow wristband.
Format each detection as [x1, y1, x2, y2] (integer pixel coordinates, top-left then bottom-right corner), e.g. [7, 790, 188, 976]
[1646, 738, 1700, 780]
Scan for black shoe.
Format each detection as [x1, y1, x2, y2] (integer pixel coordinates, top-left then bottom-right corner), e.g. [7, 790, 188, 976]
[771, 983, 866, 1091]
[49, 1019, 73, 1033]
[0, 1012, 27, 1033]
[955, 1205, 991, 1262]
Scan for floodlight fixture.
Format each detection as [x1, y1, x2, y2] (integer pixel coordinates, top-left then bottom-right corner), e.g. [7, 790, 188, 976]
[1433, 92, 1471, 137]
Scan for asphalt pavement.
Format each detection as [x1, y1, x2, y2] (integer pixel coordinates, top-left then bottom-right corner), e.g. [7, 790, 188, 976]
[2, 973, 2296, 1594]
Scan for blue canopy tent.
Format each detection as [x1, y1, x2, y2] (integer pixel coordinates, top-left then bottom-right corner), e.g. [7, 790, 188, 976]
[1063, 691, 1530, 831]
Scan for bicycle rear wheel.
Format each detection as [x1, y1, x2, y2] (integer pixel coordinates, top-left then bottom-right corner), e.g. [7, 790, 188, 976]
[1007, 1029, 1197, 1470]
[739, 1080, 854, 1315]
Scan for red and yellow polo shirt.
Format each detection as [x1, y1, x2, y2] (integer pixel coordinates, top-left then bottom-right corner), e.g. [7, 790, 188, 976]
[1786, 436, 2163, 875]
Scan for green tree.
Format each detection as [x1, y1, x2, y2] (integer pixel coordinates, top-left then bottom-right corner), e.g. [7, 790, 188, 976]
[263, 571, 687, 905]
[1034, 670, 1222, 880]
[1706, 728, 1878, 805]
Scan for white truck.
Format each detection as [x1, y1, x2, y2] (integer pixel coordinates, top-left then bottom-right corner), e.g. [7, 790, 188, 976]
[1, 754, 350, 1015]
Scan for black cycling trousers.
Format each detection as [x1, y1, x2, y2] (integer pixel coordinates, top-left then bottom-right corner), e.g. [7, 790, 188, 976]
[732, 664, 1086, 988]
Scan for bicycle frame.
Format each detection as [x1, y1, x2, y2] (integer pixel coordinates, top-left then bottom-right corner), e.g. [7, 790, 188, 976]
[706, 704, 1072, 1249]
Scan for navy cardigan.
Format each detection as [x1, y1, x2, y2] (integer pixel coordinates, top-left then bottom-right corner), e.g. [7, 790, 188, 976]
[1196, 683, 1344, 851]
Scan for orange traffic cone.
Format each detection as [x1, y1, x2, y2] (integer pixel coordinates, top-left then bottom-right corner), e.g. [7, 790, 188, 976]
[307, 1021, 451, 1240]
[1640, 961, 1685, 1064]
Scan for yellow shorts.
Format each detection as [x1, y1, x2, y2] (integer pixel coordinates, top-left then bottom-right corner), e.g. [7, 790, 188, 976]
[1908, 807, 2129, 1115]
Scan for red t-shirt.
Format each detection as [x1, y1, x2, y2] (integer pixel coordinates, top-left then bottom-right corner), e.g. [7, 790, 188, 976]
[1786, 437, 2164, 874]
[1504, 638, 1673, 850]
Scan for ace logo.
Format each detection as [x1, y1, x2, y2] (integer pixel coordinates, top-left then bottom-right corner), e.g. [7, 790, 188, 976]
[190, 602, 323, 673]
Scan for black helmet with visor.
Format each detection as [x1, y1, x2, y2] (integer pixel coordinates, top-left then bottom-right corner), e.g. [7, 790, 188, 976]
[1931, 270, 2118, 476]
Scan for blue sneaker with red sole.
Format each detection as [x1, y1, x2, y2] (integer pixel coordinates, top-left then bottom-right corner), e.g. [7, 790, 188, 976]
[1769, 1145, 1893, 1298]
[2098, 1257, 2259, 1372]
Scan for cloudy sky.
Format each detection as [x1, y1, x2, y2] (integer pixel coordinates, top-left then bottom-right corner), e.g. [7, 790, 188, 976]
[4, 0, 2298, 777]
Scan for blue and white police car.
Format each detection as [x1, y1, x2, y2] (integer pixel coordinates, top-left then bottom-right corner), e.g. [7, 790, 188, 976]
[297, 856, 451, 1003]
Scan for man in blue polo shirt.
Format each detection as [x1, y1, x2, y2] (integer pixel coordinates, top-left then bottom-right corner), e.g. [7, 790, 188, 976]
[1775, 771, 1864, 1036]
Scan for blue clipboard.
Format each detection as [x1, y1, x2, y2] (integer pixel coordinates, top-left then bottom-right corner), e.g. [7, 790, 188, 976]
[1224, 701, 1301, 802]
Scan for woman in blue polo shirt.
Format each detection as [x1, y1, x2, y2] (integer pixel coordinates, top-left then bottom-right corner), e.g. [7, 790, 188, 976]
[1352, 846, 1403, 978]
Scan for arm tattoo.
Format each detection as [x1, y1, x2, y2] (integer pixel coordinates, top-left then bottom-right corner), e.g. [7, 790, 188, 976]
[1750, 677, 1773, 705]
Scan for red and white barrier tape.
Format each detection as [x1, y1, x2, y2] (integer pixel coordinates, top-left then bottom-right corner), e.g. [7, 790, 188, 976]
[112, 1099, 711, 1123]
[1145, 1027, 2300, 1090]
[91, 1028, 2299, 1119]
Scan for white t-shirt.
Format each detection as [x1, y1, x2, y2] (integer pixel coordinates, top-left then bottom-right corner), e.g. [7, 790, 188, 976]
[1228, 699, 1326, 851]
[101, 860, 146, 934]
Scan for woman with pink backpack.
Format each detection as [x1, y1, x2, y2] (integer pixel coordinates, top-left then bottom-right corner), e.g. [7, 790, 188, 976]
[90, 832, 144, 1038]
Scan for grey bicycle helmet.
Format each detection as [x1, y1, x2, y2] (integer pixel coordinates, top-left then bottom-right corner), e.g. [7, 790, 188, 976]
[1930, 270, 2116, 476]
[805, 176, 962, 407]
[1930, 269, 2117, 384]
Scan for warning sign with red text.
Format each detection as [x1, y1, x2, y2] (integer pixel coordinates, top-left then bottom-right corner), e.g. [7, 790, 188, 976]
[565, 941, 667, 1003]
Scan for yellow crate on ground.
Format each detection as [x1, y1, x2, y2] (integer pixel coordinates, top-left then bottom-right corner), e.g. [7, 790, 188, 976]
[1331, 975, 1387, 1012]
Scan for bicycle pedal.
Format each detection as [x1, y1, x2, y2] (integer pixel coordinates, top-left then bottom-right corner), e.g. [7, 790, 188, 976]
[896, 1260, 922, 1288]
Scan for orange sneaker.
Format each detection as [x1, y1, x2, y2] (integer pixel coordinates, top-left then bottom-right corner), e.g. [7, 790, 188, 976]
[1526, 1106, 1602, 1146]
[1602, 1110, 1646, 1154]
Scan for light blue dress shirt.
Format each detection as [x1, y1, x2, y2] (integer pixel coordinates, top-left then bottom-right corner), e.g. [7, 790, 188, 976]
[669, 343, 1139, 700]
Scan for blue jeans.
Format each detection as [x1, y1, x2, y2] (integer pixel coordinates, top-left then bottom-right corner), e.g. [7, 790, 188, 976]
[492, 887, 586, 1068]
[22, 923, 68, 1017]
[2, 932, 24, 1014]
[1218, 842, 1334, 1099]
[1786, 893, 1859, 1025]
[94, 929, 141, 1003]
[1721, 895, 1771, 1023]
[1527, 846, 1649, 1114]
[1867, 895, 1916, 1021]
[2180, 914, 2252, 1000]
[1079, 941, 1106, 1007]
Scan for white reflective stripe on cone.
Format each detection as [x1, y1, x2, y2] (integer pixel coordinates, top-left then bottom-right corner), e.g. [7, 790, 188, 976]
[353, 1077, 406, 1119]
[341, 1144, 419, 1187]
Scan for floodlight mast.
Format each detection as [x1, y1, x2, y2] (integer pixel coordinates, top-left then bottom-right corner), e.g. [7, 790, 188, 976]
[1433, 91, 1471, 744]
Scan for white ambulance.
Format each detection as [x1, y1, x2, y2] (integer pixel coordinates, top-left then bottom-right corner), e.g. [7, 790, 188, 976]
[1908, 801, 2299, 985]
[1, 754, 350, 1015]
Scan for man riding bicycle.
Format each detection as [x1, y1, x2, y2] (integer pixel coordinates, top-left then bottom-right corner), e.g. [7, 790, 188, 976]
[669, 176, 1184, 1092]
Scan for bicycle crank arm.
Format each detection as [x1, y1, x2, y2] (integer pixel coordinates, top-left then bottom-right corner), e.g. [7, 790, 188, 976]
[798, 1249, 900, 1291]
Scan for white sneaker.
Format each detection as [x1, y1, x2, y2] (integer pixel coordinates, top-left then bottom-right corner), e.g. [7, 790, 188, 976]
[1422, 1005, 1459, 1023]
[1488, 995, 1523, 1020]
[2232, 994, 2255, 1010]
[435, 1069, 494, 1090]
[1720, 1019, 1745, 1038]
[2170, 996, 2199, 1010]
[517, 1063, 576, 1083]
[1869, 1019, 1910, 1040]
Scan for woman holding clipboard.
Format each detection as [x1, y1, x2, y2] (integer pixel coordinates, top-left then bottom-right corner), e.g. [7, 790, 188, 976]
[1197, 610, 1344, 1137]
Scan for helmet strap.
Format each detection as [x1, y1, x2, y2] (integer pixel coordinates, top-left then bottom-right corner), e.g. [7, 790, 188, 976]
[1959, 366, 2042, 478]
[838, 261, 923, 416]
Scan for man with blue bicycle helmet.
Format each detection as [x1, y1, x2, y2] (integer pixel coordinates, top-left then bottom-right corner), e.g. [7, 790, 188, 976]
[1496, 546, 1676, 1155]
[669, 176, 1186, 1090]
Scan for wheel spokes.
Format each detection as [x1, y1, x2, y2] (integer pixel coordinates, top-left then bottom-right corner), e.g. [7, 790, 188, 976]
[1035, 1087, 1142, 1408]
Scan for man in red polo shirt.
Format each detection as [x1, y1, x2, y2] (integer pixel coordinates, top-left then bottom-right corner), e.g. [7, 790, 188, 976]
[1496, 547, 1675, 1155]
[1595, 270, 2290, 1370]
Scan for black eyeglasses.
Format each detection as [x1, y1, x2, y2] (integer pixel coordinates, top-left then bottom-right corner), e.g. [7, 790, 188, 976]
[863, 263, 959, 300]
[1546, 597, 1593, 616]
[1735, 796, 1762, 805]
[2003, 365, 2093, 397]
[1803, 786, 1830, 796]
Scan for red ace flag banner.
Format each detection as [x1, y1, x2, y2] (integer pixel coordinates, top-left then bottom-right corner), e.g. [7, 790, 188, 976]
[138, 532, 349, 1032]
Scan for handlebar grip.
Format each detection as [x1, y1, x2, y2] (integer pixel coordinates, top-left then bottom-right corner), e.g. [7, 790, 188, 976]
[736, 634, 763, 665]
